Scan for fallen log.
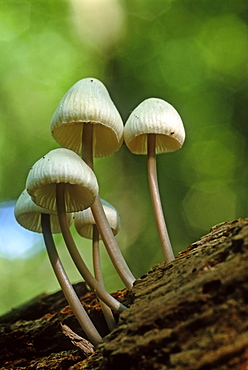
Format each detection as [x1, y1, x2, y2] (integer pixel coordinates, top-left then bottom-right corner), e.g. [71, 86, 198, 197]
[1, 218, 248, 369]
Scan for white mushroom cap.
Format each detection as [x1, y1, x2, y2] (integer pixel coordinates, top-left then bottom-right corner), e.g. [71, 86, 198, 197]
[124, 98, 185, 154]
[50, 78, 124, 157]
[75, 199, 120, 240]
[26, 148, 99, 212]
[14, 189, 73, 233]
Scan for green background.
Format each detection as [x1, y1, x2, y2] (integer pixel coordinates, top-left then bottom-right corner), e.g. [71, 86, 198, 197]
[0, 0, 248, 315]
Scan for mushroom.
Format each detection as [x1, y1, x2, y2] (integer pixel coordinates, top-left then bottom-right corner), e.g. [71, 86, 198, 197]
[75, 198, 120, 239]
[26, 148, 127, 313]
[50, 77, 123, 158]
[14, 189, 73, 233]
[50, 78, 135, 290]
[75, 199, 121, 331]
[14, 189, 102, 347]
[26, 148, 98, 213]
[124, 98, 185, 262]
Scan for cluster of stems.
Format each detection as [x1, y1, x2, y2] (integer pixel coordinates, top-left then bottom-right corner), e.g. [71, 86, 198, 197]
[39, 124, 135, 347]
[16, 80, 184, 349]
[40, 126, 175, 347]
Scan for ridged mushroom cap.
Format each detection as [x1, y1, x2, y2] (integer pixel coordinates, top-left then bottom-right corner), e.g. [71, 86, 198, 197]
[26, 148, 98, 212]
[124, 98, 185, 154]
[75, 199, 120, 240]
[14, 189, 73, 233]
[50, 78, 124, 157]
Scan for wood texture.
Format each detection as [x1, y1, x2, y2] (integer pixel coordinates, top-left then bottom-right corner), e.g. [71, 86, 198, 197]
[1, 218, 248, 369]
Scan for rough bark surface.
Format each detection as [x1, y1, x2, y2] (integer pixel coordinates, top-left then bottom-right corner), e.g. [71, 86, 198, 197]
[1, 218, 248, 370]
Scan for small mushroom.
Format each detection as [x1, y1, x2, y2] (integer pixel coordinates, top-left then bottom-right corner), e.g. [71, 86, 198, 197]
[14, 189, 102, 347]
[26, 148, 127, 313]
[50, 78, 135, 290]
[75, 199, 120, 331]
[75, 199, 120, 239]
[50, 77, 124, 158]
[14, 189, 73, 234]
[26, 148, 98, 212]
[124, 98, 185, 262]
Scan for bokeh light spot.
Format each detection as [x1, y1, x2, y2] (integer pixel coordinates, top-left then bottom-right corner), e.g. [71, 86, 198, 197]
[183, 185, 237, 232]
[199, 14, 248, 76]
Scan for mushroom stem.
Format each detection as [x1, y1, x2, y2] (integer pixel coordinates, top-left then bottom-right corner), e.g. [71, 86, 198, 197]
[90, 198, 135, 290]
[92, 225, 104, 284]
[82, 123, 136, 290]
[92, 225, 116, 331]
[56, 183, 127, 313]
[41, 213, 102, 347]
[147, 134, 175, 262]
[82, 123, 94, 169]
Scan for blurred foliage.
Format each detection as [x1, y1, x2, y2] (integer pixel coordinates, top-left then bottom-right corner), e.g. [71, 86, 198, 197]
[0, 0, 248, 315]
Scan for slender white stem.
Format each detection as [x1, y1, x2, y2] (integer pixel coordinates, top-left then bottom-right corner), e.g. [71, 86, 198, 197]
[91, 197, 135, 289]
[147, 134, 175, 262]
[56, 183, 127, 313]
[82, 123, 136, 290]
[41, 213, 102, 347]
[92, 225, 116, 331]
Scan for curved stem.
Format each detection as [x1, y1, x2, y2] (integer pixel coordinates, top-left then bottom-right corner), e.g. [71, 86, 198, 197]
[93, 225, 116, 331]
[91, 197, 135, 290]
[82, 123, 135, 290]
[147, 134, 175, 262]
[92, 225, 104, 285]
[41, 213, 102, 347]
[56, 183, 127, 313]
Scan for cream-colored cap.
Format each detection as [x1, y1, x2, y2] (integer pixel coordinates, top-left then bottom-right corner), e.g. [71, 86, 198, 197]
[75, 199, 120, 239]
[50, 78, 124, 157]
[26, 148, 98, 212]
[14, 189, 73, 233]
[124, 98, 185, 154]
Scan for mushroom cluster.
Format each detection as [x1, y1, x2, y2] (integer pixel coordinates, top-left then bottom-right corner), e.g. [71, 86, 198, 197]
[14, 78, 185, 348]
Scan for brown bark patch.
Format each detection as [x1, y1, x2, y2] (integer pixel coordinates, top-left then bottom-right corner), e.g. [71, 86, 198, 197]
[1, 218, 248, 369]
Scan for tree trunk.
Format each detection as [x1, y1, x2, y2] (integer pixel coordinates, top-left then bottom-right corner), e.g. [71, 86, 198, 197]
[1, 218, 248, 369]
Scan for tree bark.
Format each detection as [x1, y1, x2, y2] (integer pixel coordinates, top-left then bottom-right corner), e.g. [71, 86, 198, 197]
[1, 218, 248, 369]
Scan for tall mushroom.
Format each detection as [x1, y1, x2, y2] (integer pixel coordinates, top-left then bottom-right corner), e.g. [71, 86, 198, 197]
[75, 199, 121, 331]
[26, 148, 127, 313]
[14, 189, 102, 347]
[124, 98, 185, 262]
[50, 77, 135, 290]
